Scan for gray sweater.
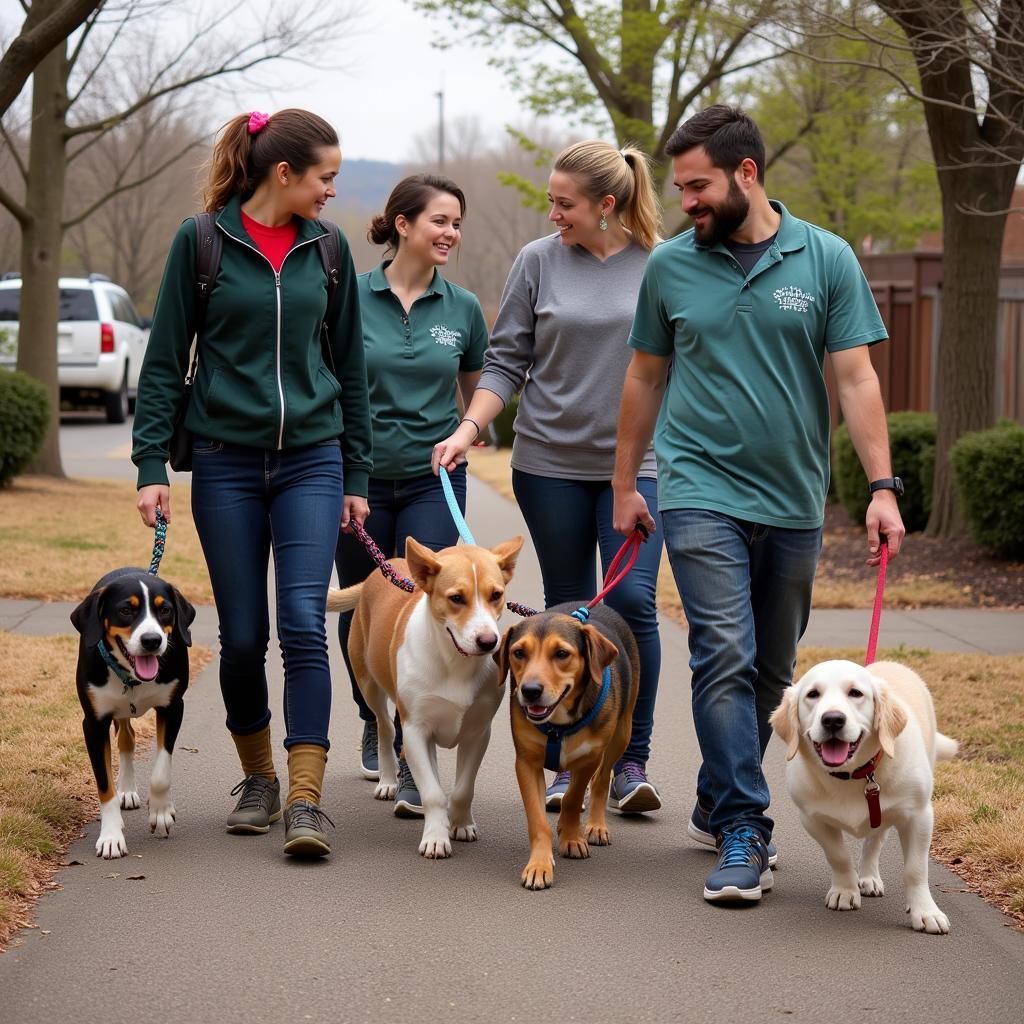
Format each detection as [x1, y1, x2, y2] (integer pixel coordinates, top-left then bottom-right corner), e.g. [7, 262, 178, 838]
[478, 233, 657, 480]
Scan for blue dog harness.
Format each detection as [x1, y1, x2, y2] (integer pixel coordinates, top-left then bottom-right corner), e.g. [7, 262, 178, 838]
[534, 665, 612, 772]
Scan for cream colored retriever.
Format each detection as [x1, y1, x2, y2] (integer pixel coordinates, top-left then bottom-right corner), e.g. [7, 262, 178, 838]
[770, 659, 957, 934]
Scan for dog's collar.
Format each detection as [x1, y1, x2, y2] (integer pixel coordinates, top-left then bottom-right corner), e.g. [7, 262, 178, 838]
[97, 638, 139, 692]
[533, 666, 612, 773]
[829, 750, 884, 828]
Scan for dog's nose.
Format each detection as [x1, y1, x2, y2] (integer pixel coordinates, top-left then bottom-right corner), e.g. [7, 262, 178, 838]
[475, 632, 498, 652]
[821, 710, 846, 733]
[520, 681, 543, 703]
[140, 632, 163, 652]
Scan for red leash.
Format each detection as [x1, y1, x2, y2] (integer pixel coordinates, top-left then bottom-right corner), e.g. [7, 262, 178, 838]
[864, 542, 889, 666]
[586, 527, 647, 609]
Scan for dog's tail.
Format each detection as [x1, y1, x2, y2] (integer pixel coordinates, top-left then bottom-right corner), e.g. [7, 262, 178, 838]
[935, 733, 958, 762]
[326, 583, 363, 613]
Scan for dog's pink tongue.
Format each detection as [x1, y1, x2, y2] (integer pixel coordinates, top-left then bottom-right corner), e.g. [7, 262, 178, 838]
[821, 739, 851, 767]
[528, 705, 547, 717]
[134, 655, 159, 681]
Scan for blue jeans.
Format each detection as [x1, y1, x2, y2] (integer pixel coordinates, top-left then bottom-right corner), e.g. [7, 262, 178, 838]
[512, 470, 662, 767]
[190, 437, 343, 751]
[661, 509, 821, 842]
[335, 464, 467, 752]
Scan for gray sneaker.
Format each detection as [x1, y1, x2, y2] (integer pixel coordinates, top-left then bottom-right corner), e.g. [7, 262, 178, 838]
[282, 799, 334, 857]
[545, 770, 572, 811]
[393, 757, 423, 818]
[608, 761, 662, 813]
[226, 775, 281, 834]
[359, 719, 379, 780]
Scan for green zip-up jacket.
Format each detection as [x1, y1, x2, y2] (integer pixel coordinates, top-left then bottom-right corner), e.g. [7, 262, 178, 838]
[132, 195, 372, 495]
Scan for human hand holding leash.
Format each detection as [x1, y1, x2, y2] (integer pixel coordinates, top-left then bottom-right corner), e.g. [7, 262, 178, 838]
[341, 494, 369, 533]
[432, 419, 478, 474]
[866, 492, 904, 566]
[137, 484, 170, 527]
[612, 485, 657, 538]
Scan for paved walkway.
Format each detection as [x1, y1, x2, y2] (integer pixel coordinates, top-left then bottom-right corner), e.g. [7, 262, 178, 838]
[1, 470, 1022, 1023]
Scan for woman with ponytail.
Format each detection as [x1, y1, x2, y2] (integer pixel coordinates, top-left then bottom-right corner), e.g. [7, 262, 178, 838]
[132, 109, 371, 858]
[336, 174, 488, 815]
[433, 140, 666, 814]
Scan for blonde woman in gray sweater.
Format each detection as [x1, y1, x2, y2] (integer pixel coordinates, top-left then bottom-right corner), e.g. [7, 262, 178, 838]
[433, 140, 665, 813]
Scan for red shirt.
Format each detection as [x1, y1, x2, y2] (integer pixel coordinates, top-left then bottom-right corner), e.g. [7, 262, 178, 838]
[241, 210, 298, 272]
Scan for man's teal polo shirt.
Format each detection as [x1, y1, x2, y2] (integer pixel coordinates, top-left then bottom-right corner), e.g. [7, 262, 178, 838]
[359, 262, 488, 479]
[629, 201, 887, 528]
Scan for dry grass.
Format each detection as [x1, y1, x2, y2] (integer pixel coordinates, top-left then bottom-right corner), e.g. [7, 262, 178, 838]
[798, 646, 1024, 927]
[0, 631, 211, 949]
[0, 476, 213, 604]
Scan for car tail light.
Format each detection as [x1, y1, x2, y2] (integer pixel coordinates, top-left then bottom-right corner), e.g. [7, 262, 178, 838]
[100, 323, 115, 353]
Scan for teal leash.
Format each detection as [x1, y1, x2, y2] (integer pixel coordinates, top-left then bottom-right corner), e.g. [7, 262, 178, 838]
[439, 465, 475, 545]
[149, 508, 168, 575]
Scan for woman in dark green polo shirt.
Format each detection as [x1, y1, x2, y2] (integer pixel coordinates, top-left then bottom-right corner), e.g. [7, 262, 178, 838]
[335, 174, 488, 814]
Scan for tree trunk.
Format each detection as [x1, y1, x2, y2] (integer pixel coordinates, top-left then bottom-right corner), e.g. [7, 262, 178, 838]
[927, 179, 1013, 535]
[15, 44, 69, 478]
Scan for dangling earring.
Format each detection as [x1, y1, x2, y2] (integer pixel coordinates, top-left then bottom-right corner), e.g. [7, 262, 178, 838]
[599, 213, 608, 231]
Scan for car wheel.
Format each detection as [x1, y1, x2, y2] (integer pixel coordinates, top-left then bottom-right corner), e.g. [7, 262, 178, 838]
[105, 366, 129, 423]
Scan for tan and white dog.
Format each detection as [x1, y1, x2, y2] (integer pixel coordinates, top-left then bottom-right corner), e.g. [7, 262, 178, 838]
[328, 535, 523, 859]
[770, 659, 957, 934]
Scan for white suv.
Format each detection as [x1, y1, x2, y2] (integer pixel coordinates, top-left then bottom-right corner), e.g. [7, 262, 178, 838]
[0, 274, 149, 423]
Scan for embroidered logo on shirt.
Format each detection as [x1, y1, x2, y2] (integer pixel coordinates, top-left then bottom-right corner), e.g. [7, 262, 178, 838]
[773, 286, 815, 313]
[430, 324, 462, 347]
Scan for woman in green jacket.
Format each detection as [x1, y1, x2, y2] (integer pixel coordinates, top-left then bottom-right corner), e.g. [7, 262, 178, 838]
[132, 109, 371, 858]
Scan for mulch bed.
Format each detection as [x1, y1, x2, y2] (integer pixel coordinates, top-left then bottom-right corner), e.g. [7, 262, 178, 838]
[819, 502, 1024, 609]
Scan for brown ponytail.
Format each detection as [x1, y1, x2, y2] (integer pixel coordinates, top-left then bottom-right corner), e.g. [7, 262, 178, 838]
[203, 108, 339, 212]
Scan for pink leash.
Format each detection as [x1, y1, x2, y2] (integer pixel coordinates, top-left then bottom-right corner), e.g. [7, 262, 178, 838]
[864, 542, 889, 666]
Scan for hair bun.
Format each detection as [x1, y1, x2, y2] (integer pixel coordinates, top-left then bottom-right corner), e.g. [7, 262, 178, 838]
[367, 214, 391, 245]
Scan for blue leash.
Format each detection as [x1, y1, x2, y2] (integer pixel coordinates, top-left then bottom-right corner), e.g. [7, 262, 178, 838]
[439, 465, 475, 545]
[149, 507, 168, 575]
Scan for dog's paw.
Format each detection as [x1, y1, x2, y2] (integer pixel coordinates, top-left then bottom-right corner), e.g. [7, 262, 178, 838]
[148, 799, 176, 838]
[559, 834, 590, 859]
[585, 823, 611, 846]
[419, 829, 452, 859]
[450, 823, 478, 842]
[907, 901, 950, 934]
[859, 874, 885, 897]
[96, 830, 128, 859]
[521, 857, 554, 890]
[118, 789, 141, 811]
[826, 886, 861, 911]
[374, 781, 397, 801]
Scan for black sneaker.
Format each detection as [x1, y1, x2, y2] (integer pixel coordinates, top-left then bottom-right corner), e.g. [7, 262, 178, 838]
[393, 757, 423, 818]
[226, 775, 281, 834]
[704, 824, 773, 902]
[282, 799, 334, 858]
[359, 719, 379, 780]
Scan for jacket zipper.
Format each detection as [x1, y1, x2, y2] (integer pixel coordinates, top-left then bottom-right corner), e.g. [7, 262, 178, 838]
[216, 224, 321, 450]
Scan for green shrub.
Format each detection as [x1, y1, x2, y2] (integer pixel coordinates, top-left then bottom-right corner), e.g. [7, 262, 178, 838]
[0, 371, 50, 487]
[832, 411, 936, 532]
[950, 421, 1024, 558]
[491, 393, 519, 449]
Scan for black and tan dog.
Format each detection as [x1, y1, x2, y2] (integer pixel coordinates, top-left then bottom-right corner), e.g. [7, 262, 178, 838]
[495, 602, 639, 889]
[71, 567, 195, 859]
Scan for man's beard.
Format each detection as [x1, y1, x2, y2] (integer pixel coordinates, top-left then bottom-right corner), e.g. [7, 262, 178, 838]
[690, 177, 750, 246]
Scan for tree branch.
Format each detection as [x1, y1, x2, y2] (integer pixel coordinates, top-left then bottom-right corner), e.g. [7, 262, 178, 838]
[0, 179, 31, 227]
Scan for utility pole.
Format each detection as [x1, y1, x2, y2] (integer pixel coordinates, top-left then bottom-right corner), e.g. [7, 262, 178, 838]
[436, 88, 445, 170]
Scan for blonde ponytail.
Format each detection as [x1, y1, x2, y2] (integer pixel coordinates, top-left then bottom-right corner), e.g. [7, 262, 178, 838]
[618, 146, 661, 250]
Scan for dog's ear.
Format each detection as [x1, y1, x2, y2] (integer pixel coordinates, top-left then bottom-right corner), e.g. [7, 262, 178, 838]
[489, 535, 524, 583]
[769, 686, 802, 761]
[872, 678, 908, 758]
[70, 588, 107, 649]
[580, 624, 618, 686]
[493, 626, 517, 687]
[405, 537, 443, 593]
[170, 585, 196, 647]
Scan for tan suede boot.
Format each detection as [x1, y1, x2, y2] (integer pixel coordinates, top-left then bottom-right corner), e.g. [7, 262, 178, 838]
[226, 726, 280, 833]
[283, 744, 332, 857]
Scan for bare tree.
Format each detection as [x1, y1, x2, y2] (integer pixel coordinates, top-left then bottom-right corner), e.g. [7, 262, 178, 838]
[0, 0, 348, 476]
[782, 1, 1024, 537]
[0, 0, 101, 116]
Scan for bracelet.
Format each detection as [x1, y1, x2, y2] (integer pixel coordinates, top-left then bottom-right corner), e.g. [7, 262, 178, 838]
[460, 416, 481, 440]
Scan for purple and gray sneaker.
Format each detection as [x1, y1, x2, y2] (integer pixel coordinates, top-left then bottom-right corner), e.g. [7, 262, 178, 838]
[608, 761, 662, 813]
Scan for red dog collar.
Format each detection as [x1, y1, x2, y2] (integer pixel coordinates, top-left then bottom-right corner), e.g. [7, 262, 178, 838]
[830, 751, 884, 828]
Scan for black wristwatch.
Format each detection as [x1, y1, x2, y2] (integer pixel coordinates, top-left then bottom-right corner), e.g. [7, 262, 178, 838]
[869, 476, 904, 498]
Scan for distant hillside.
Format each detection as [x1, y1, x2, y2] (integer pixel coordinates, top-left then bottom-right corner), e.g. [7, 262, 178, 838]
[329, 159, 403, 214]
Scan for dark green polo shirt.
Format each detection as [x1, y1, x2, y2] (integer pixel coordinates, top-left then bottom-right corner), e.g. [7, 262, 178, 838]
[629, 201, 887, 528]
[360, 262, 488, 478]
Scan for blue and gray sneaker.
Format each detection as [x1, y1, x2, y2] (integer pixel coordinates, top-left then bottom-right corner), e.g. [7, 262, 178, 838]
[393, 756, 423, 818]
[688, 803, 778, 867]
[704, 824, 774, 902]
[608, 761, 662, 813]
[545, 770, 572, 811]
[359, 719, 379, 780]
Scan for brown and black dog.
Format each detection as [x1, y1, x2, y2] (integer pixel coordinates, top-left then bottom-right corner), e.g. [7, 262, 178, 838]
[495, 602, 639, 889]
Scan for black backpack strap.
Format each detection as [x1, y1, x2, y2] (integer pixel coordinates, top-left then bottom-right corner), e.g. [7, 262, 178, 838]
[192, 212, 221, 338]
[315, 219, 342, 375]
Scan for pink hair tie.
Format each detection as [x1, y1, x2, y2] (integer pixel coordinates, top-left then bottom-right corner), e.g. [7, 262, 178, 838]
[247, 111, 270, 135]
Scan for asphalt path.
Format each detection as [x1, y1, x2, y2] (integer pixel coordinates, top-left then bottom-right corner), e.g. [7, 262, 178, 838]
[1, 417, 1021, 1023]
